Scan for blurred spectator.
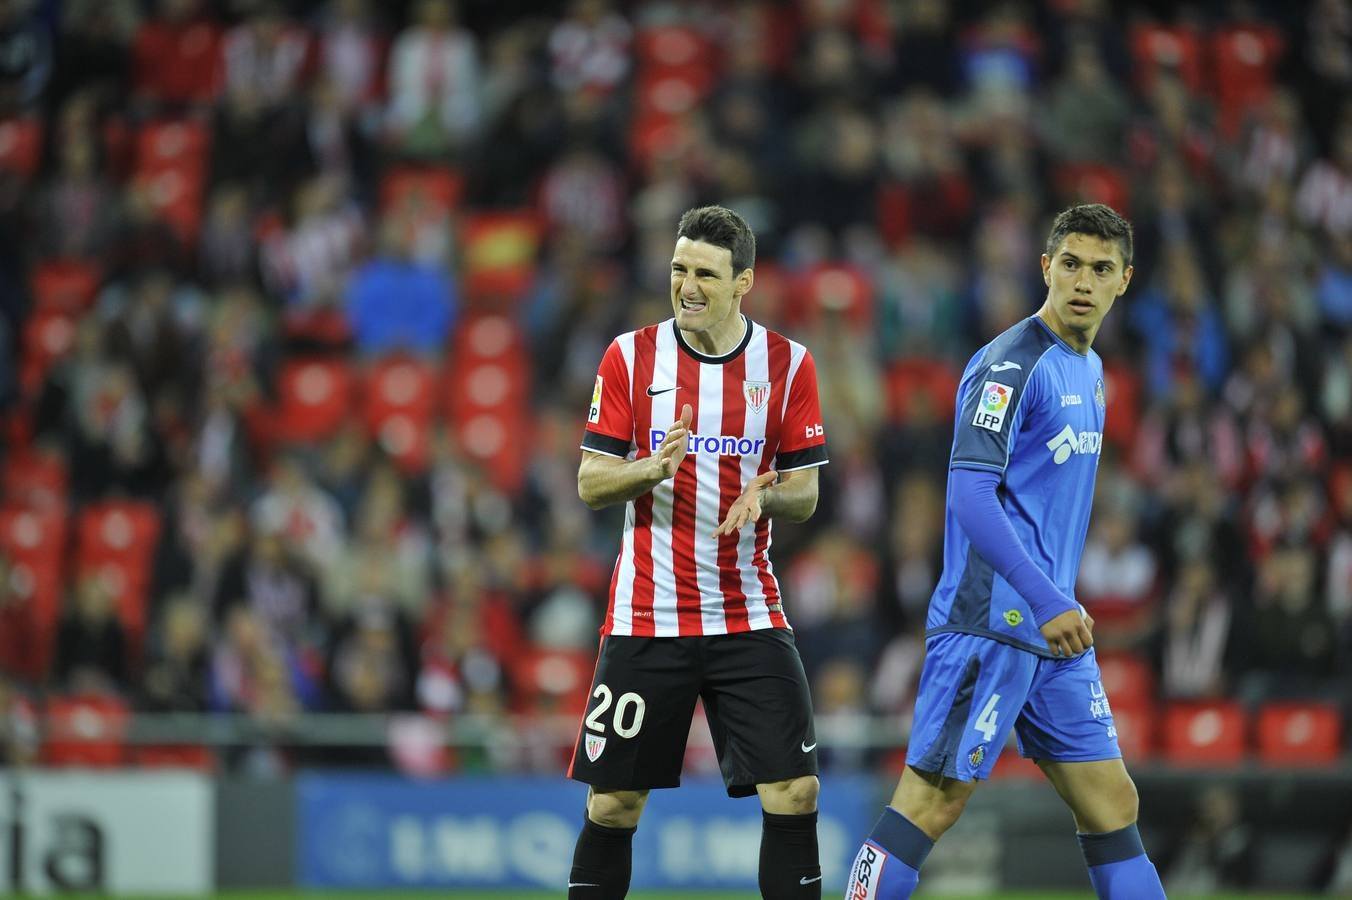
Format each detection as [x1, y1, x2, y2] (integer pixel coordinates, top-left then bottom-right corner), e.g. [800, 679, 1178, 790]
[1151, 558, 1235, 699]
[316, 0, 386, 118]
[326, 593, 418, 714]
[345, 213, 455, 355]
[0, 673, 37, 765]
[199, 184, 259, 287]
[1077, 502, 1158, 647]
[214, 521, 324, 652]
[385, 0, 481, 157]
[0, 0, 51, 114]
[1042, 33, 1129, 164]
[0, 550, 38, 679]
[47, 0, 137, 110]
[1295, 110, 1352, 239]
[140, 594, 210, 712]
[35, 110, 121, 260]
[1162, 785, 1255, 893]
[1241, 542, 1338, 691]
[261, 173, 366, 312]
[222, 2, 312, 113]
[52, 574, 129, 695]
[538, 142, 627, 252]
[547, 0, 630, 98]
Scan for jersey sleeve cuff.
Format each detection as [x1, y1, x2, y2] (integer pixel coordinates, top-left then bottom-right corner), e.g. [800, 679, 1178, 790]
[950, 459, 1006, 474]
[776, 443, 829, 471]
[581, 431, 631, 458]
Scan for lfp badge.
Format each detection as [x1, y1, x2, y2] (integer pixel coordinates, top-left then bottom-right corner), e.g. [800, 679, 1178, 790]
[973, 380, 1014, 432]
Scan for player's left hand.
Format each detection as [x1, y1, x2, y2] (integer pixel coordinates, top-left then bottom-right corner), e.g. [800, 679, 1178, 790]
[1040, 607, 1095, 658]
[713, 470, 777, 537]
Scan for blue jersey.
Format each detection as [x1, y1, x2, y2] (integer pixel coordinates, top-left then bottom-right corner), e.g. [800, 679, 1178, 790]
[928, 315, 1106, 657]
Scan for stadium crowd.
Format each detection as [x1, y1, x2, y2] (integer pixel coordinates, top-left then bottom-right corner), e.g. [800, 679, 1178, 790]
[0, 0, 1348, 807]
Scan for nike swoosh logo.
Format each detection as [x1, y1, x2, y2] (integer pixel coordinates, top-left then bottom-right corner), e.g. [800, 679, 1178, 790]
[568, 883, 601, 889]
[646, 385, 678, 396]
[800, 874, 823, 885]
[991, 361, 1022, 372]
[801, 741, 817, 752]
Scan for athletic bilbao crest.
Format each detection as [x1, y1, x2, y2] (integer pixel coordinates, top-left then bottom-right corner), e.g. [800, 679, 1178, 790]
[744, 380, 771, 414]
[585, 733, 606, 762]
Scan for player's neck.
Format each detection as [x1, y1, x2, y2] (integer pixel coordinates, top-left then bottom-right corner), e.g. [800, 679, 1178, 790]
[1036, 304, 1093, 355]
[679, 313, 747, 357]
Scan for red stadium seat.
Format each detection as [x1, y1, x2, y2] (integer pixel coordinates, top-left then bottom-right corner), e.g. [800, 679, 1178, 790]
[795, 264, 875, 329]
[511, 646, 595, 716]
[1129, 23, 1205, 95]
[1161, 701, 1247, 767]
[1095, 651, 1155, 711]
[273, 358, 354, 444]
[132, 120, 209, 242]
[2, 449, 68, 510]
[1209, 23, 1284, 138]
[42, 694, 130, 768]
[363, 355, 438, 431]
[379, 165, 463, 217]
[1256, 702, 1342, 767]
[1056, 164, 1130, 218]
[1110, 702, 1155, 762]
[0, 118, 42, 179]
[30, 259, 102, 312]
[19, 307, 78, 397]
[76, 501, 161, 571]
[635, 25, 711, 69]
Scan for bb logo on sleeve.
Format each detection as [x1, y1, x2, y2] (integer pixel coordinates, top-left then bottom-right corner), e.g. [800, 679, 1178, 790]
[972, 381, 1013, 431]
[588, 375, 603, 424]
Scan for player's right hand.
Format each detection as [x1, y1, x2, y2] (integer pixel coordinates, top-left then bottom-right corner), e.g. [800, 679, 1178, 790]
[653, 403, 693, 479]
[1040, 607, 1094, 658]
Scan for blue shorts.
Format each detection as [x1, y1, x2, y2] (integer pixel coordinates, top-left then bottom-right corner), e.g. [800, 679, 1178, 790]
[906, 632, 1121, 781]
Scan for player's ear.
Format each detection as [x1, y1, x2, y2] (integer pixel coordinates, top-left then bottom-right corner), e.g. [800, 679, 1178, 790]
[1118, 264, 1134, 296]
[735, 267, 754, 299]
[1040, 254, 1051, 286]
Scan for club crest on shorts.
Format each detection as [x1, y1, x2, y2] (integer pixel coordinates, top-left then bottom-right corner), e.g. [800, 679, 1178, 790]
[744, 380, 771, 414]
[968, 744, 986, 769]
[585, 733, 606, 762]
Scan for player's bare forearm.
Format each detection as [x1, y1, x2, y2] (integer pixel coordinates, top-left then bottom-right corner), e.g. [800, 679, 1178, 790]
[577, 451, 668, 509]
[714, 466, 818, 536]
[579, 405, 694, 510]
[761, 467, 818, 523]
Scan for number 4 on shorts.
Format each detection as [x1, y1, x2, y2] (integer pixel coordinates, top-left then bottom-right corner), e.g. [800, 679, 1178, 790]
[974, 693, 1001, 742]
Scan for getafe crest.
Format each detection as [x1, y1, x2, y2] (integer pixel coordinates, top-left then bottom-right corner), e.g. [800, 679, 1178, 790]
[585, 733, 606, 762]
[968, 745, 986, 769]
[1095, 378, 1106, 408]
[744, 380, 771, 414]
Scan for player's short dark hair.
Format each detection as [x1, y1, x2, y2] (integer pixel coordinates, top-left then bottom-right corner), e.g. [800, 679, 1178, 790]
[1045, 203, 1133, 268]
[676, 206, 756, 275]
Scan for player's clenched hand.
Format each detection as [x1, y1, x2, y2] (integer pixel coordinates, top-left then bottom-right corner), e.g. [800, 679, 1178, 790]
[1040, 608, 1094, 658]
[713, 470, 777, 537]
[652, 404, 693, 479]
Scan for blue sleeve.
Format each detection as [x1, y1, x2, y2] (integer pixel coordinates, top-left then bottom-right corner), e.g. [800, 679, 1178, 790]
[950, 357, 1035, 473]
[950, 466, 1078, 625]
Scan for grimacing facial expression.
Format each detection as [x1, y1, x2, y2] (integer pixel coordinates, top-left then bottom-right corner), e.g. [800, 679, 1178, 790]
[670, 236, 752, 338]
[1040, 232, 1133, 347]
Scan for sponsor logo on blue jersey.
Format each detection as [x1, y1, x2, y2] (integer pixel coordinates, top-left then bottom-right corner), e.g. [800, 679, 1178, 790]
[1045, 424, 1103, 465]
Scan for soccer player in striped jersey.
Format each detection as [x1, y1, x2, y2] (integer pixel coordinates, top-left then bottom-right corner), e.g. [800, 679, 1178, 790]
[843, 205, 1166, 899]
[566, 206, 829, 899]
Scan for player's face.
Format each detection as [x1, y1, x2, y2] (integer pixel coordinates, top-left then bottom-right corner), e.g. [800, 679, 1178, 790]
[1039, 233, 1133, 351]
[670, 236, 752, 347]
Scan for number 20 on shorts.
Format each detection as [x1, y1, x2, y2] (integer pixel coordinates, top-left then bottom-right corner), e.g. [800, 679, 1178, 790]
[584, 684, 648, 738]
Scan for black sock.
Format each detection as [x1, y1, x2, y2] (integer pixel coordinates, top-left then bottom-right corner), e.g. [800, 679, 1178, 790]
[760, 810, 822, 899]
[568, 816, 636, 899]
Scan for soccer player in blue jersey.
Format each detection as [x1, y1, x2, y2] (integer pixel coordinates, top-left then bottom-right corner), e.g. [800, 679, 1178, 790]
[842, 204, 1166, 899]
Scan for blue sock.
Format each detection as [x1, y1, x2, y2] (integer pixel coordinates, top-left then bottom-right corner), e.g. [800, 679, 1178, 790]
[842, 807, 932, 899]
[1077, 823, 1165, 899]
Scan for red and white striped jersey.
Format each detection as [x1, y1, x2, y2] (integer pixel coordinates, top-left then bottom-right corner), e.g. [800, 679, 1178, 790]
[581, 316, 828, 637]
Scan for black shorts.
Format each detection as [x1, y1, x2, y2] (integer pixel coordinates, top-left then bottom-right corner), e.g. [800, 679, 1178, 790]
[567, 628, 818, 798]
